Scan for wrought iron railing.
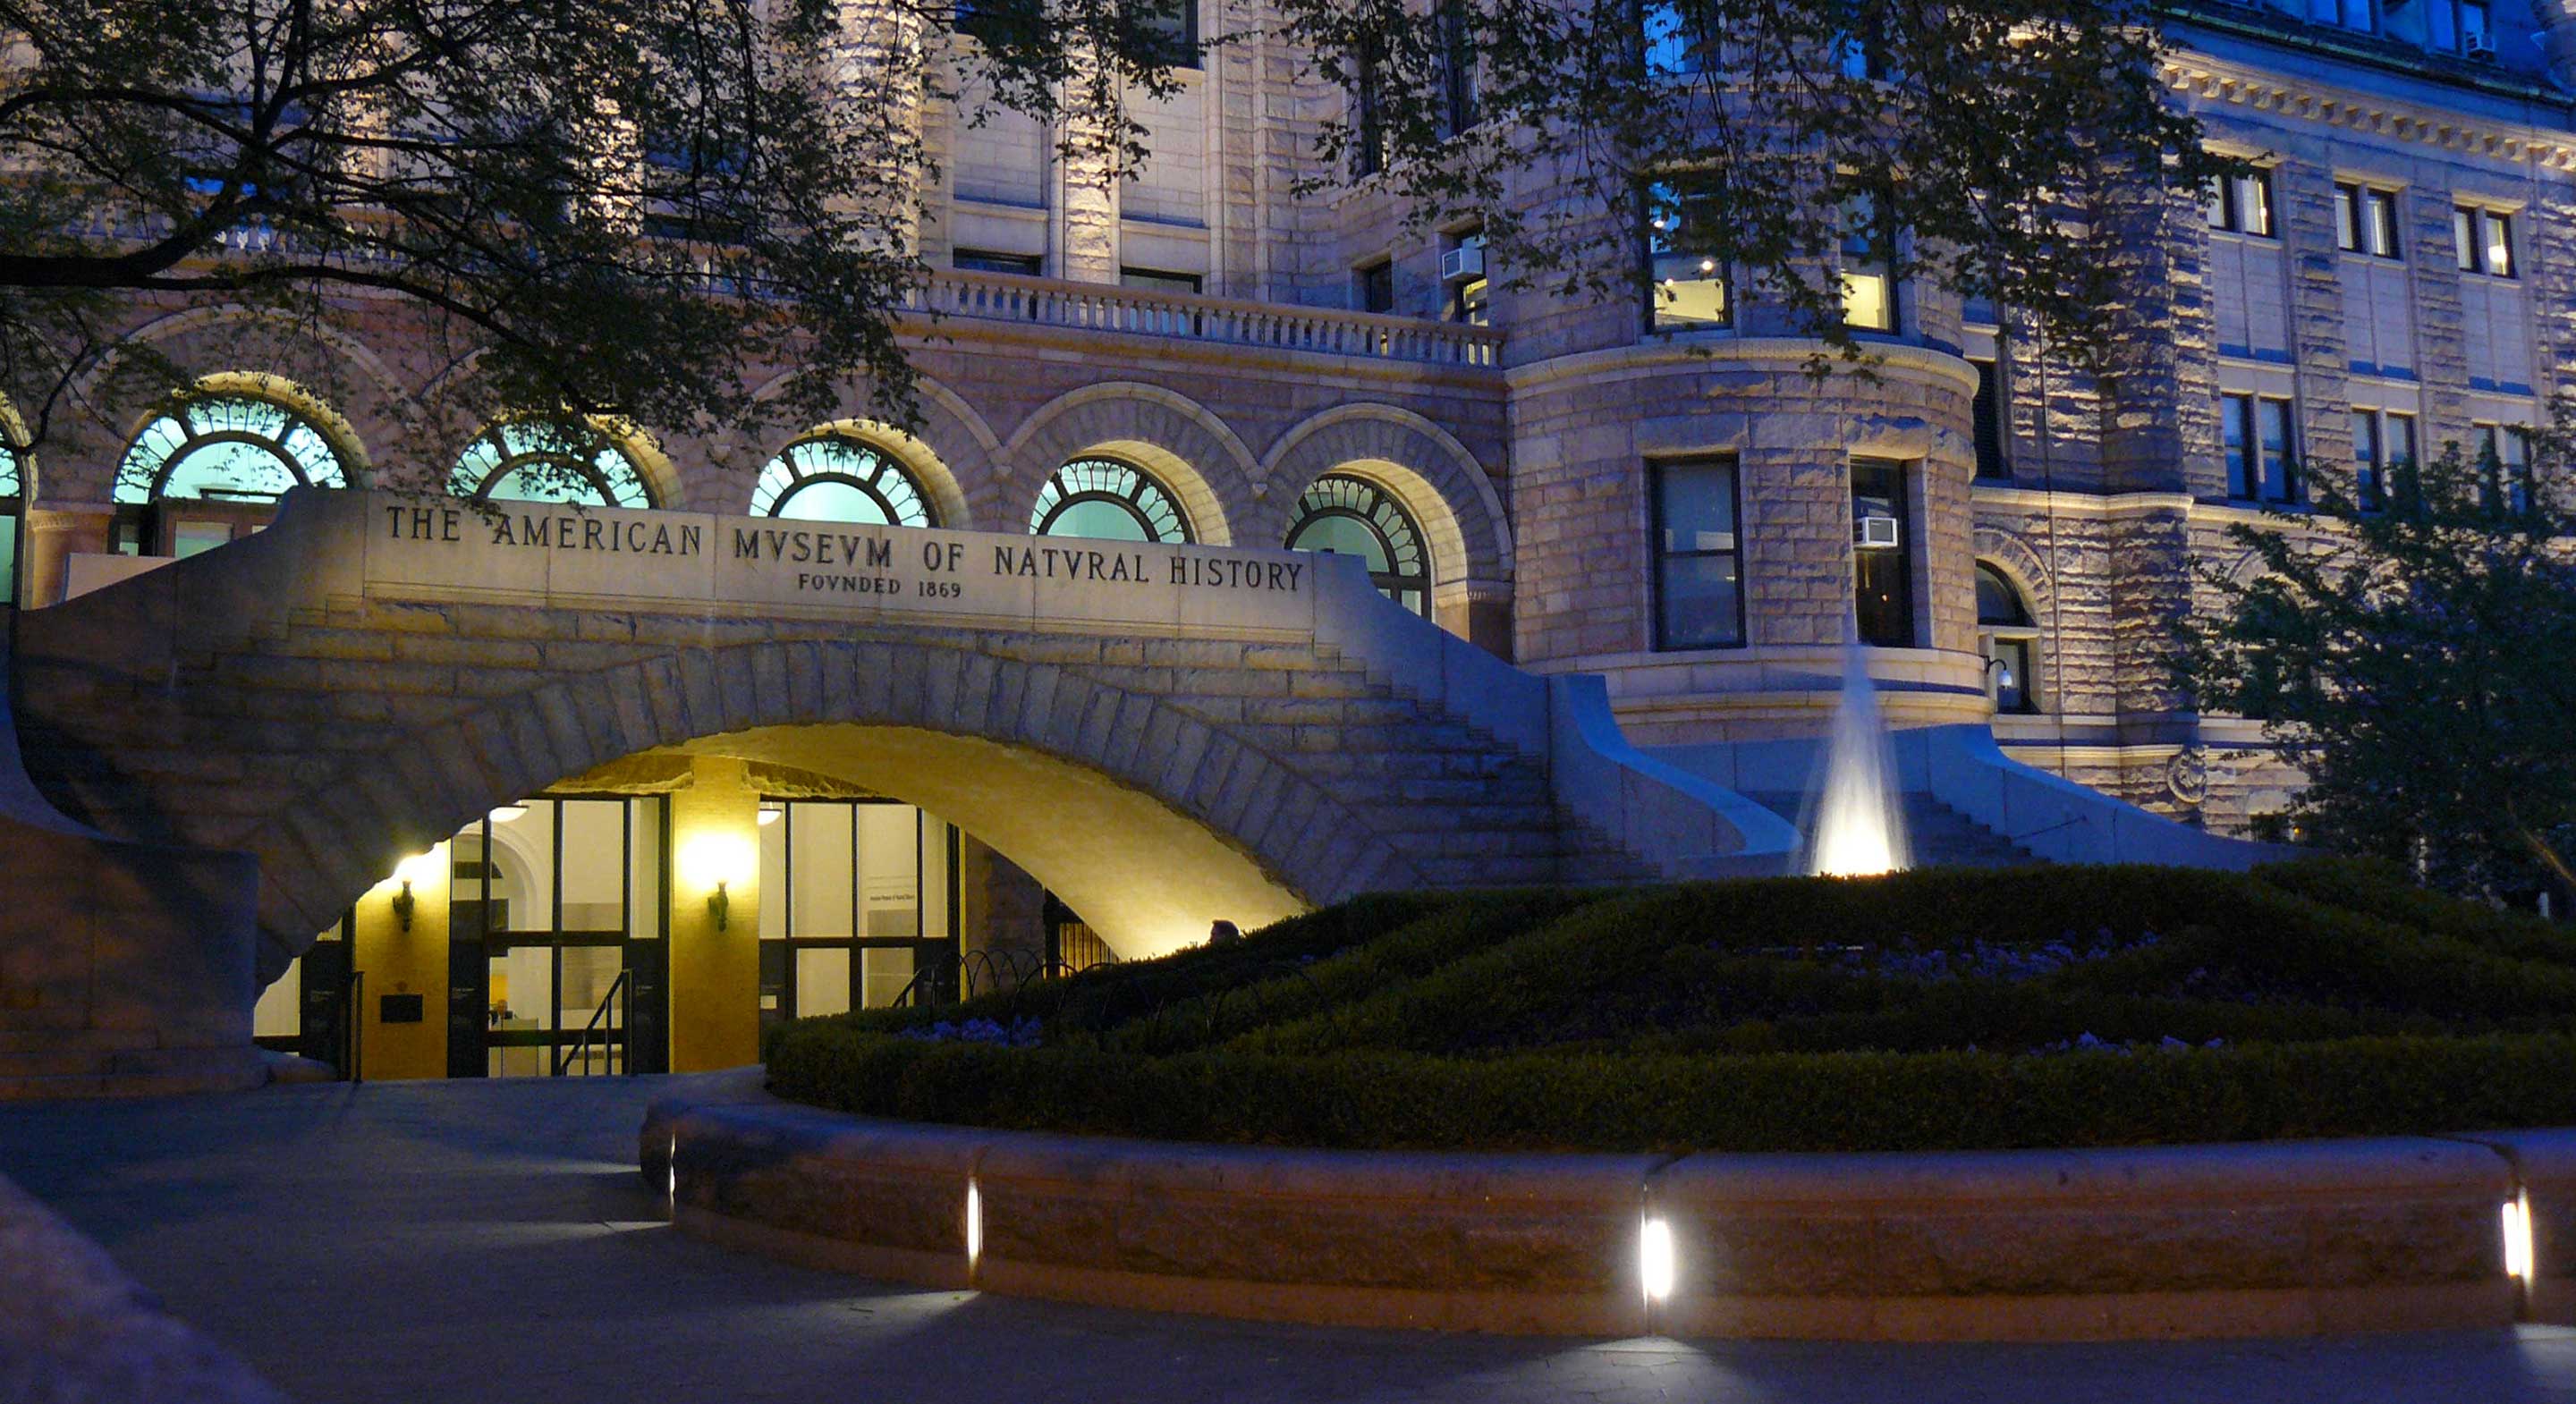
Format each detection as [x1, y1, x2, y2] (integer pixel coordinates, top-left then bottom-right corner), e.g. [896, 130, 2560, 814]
[555, 969, 633, 1077]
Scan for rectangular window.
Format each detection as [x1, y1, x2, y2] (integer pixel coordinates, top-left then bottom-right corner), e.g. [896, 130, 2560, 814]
[1840, 189, 1896, 332]
[1970, 358, 2009, 480]
[2337, 184, 2399, 258]
[2221, 393, 2255, 499]
[2207, 169, 2275, 238]
[1141, 0, 1199, 68]
[953, 248, 1042, 276]
[1355, 258, 1395, 314]
[2385, 412, 2418, 508]
[1351, 43, 1386, 178]
[1444, 231, 1489, 325]
[1644, 177, 1730, 331]
[1118, 266, 1201, 295]
[2257, 396, 2299, 503]
[1651, 457, 1744, 650]
[2219, 393, 2298, 503]
[1439, 0, 1480, 132]
[2477, 423, 2535, 514]
[1851, 458, 1915, 647]
[2351, 409, 2383, 513]
[1640, 0, 1707, 76]
[2456, 207, 2514, 277]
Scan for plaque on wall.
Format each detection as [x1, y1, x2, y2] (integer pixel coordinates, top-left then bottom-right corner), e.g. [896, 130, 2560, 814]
[380, 993, 426, 1024]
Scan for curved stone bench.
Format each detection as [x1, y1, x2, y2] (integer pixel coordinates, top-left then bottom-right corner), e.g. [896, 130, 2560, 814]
[641, 1087, 2548, 1341]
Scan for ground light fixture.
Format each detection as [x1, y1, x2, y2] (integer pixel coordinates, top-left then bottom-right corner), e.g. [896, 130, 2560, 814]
[965, 1179, 984, 1279]
[2504, 1193, 2536, 1285]
[1640, 1215, 1676, 1307]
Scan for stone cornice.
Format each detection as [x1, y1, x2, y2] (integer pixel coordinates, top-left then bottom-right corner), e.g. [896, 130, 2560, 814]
[1504, 336, 1979, 396]
[2164, 51, 2576, 172]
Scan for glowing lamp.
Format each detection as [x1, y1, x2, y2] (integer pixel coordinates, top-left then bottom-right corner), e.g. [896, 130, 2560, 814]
[389, 849, 438, 931]
[490, 804, 530, 823]
[966, 1179, 984, 1274]
[2504, 1194, 2535, 1284]
[681, 833, 754, 931]
[757, 805, 784, 827]
[1640, 1216, 1675, 1305]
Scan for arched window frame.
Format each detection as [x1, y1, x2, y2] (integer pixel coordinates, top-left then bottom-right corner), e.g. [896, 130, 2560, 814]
[112, 393, 352, 504]
[1284, 473, 1433, 616]
[750, 435, 935, 527]
[1974, 562, 2041, 715]
[1029, 456, 1191, 543]
[0, 438, 23, 609]
[451, 421, 654, 509]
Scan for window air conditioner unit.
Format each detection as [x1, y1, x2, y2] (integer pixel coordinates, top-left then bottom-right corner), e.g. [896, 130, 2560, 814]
[2464, 36, 2497, 62]
[1856, 514, 1901, 549]
[1440, 245, 1486, 283]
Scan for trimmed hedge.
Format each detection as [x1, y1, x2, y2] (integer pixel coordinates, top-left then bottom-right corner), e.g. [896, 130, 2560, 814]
[767, 1025, 2576, 1154]
[764, 860, 2576, 1153]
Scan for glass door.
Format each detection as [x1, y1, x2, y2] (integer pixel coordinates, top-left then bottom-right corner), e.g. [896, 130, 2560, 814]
[758, 799, 959, 1027]
[454, 796, 665, 1077]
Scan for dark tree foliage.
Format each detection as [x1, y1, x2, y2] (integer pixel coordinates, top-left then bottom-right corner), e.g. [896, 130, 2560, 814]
[0, 0, 1187, 479]
[1280, 0, 2230, 362]
[2179, 424, 2576, 901]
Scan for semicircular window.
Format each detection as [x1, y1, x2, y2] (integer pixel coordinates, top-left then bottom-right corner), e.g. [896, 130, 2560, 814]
[1284, 474, 1430, 615]
[114, 394, 351, 504]
[751, 436, 934, 527]
[1029, 457, 1190, 543]
[451, 422, 653, 509]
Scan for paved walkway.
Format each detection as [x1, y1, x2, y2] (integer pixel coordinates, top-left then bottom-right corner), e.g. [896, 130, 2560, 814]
[1, 1075, 2571, 1404]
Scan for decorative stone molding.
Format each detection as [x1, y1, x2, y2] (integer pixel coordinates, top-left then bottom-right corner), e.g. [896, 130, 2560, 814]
[2163, 55, 2576, 173]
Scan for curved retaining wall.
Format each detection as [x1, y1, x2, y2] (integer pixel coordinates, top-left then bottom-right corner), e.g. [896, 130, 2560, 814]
[642, 1087, 2555, 1341]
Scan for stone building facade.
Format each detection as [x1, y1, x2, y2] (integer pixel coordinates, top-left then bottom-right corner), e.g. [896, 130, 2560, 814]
[0, 0, 2572, 1082]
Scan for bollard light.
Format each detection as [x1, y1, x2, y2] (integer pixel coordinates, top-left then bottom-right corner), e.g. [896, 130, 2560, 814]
[2504, 1194, 2535, 1284]
[1640, 1215, 1675, 1304]
[966, 1179, 985, 1274]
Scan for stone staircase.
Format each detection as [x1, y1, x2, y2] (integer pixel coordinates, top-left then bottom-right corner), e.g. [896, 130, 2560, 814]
[1743, 791, 2040, 869]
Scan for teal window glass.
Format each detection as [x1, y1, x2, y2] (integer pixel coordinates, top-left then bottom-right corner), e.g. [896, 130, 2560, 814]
[751, 436, 934, 527]
[114, 394, 351, 503]
[1029, 458, 1191, 543]
[451, 423, 653, 509]
[1284, 474, 1431, 616]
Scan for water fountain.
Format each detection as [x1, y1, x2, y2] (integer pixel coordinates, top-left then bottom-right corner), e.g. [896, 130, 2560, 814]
[1802, 633, 1911, 876]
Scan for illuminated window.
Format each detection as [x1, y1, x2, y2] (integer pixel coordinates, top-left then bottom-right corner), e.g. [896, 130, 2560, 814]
[1976, 563, 2038, 715]
[1285, 474, 1431, 616]
[0, 441, 20, 608]
[1840, 189, 1898, 333]
[2205, 169, 2275, 239]
[2454, 207, 2514, 278]
[1030, 457, 1191, 542]
[2335, 184, 2401, 258]
[451, 422, 654, 508]
[114, 393, 350, 504]
[751, 436, 935, 527]
[1644, 177, 1730, 331]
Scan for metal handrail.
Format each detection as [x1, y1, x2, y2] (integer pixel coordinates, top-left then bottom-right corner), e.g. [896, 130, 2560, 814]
[555, 969, 633, 1077]
[341, 970, 365, 1085]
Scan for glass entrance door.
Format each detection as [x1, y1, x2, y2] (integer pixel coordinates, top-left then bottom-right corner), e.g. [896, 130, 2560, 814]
[758, 799, 959, 1027]
[452, 796, 665, 1077]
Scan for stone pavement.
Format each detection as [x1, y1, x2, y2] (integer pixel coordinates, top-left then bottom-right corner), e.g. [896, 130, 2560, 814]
[1, 1074, 2571, 1404]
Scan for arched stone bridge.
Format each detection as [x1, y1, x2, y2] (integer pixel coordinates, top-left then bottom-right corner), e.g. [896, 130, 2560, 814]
[7, 491, 1797, 987]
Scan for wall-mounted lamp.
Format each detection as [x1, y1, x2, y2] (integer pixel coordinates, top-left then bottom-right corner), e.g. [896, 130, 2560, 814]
[490, 804, 530, 824]
[1985, 654, 2016, 693]
[680, 833, 754, 933]
[757, 804, 783, 827]
[389, 850, 439, 932]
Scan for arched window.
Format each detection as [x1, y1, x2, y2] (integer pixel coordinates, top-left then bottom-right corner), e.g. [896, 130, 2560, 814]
[1029, 457, 1190, 543]
[114, 393, 351, 504]
[751, 436, 934, 527]
[451, 422, 654, 509]
[1975, 562, 2038, 715]
[1284, 474, 1431, 615]
[0, 441, 22, 608]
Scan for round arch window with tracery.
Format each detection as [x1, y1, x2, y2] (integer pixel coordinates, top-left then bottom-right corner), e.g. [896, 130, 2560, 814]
[113, 394, 352, 504]
[1284, 473, 1431, 616]
[451, 422, 654, 509]
[751, 436, 934, 527]
[1029, 457, 1191, 543]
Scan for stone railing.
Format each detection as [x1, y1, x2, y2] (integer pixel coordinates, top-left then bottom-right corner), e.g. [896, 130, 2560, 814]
[910, 269, 1504, 368]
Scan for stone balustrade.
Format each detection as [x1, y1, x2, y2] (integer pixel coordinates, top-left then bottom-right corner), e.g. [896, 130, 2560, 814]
[911, 270, 1504, 368]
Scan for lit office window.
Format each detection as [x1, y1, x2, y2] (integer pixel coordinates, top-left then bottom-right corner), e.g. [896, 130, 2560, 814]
[750, 436, 935, 527]
[1651, 457, 1743, 650]
[1841, 189, 1898, 332]
[2454, 207, 2514, 277]
[1644, 177, 1730, 331]
[2205, 169, 2276, 238]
